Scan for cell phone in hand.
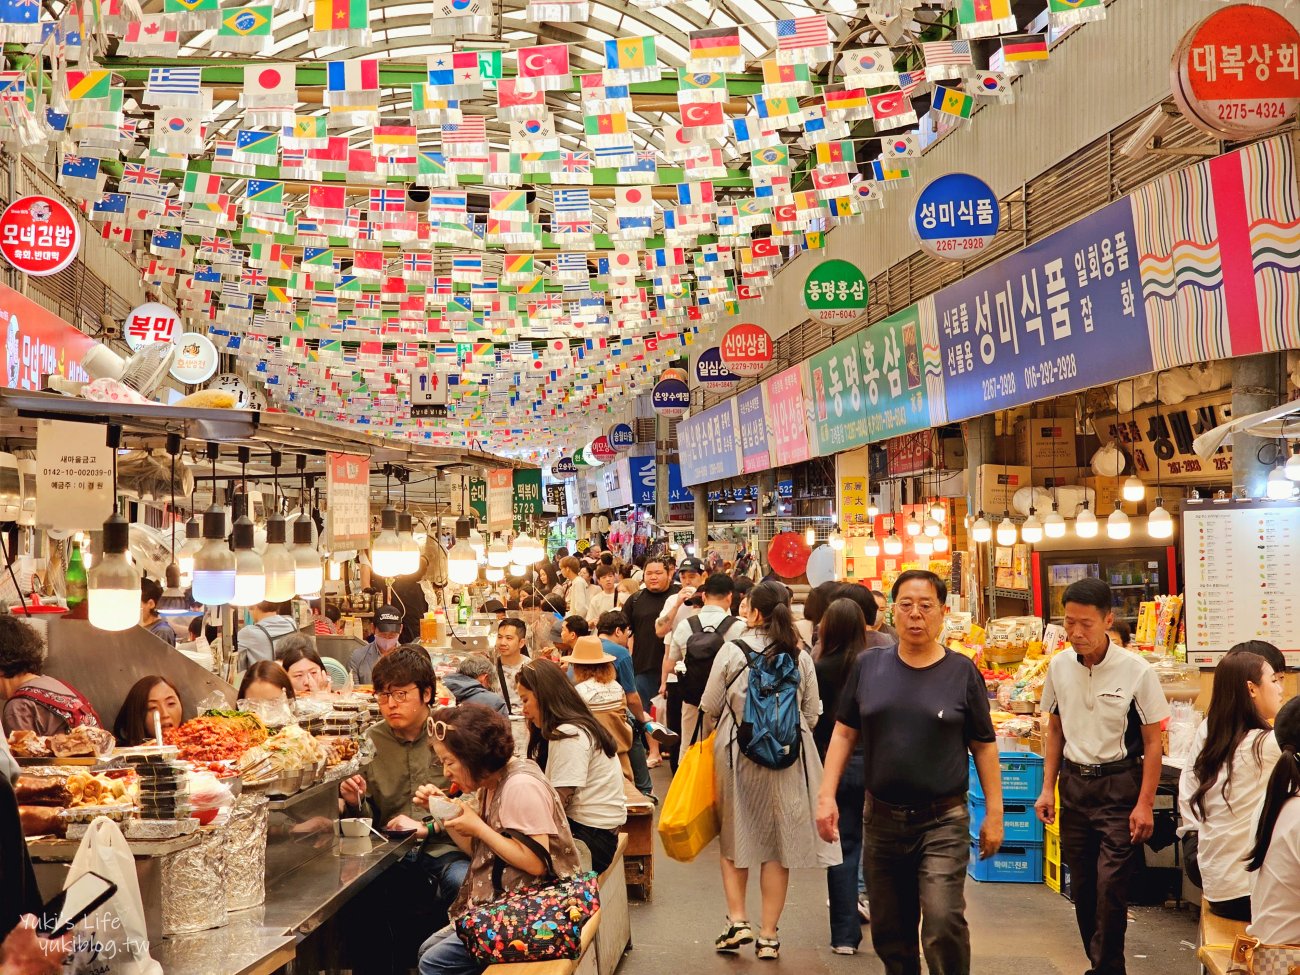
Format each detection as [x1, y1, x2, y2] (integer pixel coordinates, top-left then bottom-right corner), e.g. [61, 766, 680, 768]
[38, 871, 117, 937]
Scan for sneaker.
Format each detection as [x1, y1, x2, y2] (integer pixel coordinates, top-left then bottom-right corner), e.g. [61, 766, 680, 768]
[715, 920, 753, 952]
[756, 937, 780, 960]
[857, 896, 871, 924]
[831, 946, 856, 955]
[646, 721, 680, 747]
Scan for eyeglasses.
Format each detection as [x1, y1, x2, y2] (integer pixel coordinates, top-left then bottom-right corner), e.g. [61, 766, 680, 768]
[895, 600, 938, 615]
[427, 717, 449, 741]
[375, 689, 412, 704]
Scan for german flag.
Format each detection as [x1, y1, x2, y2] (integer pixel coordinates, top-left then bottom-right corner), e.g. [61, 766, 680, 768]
[1000, 33, 1048, 62]
[689, 27, 742, 67]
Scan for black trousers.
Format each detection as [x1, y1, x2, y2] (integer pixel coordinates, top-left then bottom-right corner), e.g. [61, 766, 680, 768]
[568, 818, 619, 875]
[1059, 765, 1143, 975]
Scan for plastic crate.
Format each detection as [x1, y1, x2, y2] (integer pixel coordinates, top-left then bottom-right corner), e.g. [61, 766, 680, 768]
[967, 841, 1044, 884]
[1044, 825, 1062, 892]
[969, 752, 1045, 802]
[969, 796, 1044, 845]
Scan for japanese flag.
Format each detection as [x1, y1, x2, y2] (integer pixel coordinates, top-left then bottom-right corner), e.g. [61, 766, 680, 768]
[608, 249, 639, 277]
[243, 64, 296, 107]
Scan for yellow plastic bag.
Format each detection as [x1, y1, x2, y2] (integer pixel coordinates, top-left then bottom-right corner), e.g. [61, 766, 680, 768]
[657, 731, 719, 862]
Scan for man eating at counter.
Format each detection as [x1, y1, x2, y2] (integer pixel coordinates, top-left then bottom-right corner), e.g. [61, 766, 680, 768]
[337, 647, 470, 974]
[349, 605, 404, 685]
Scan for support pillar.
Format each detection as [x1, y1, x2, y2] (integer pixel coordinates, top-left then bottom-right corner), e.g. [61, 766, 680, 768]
[654, 413, 670, 528]
[1232, 353, 1282, 500]
[965, 414, 997, 519]
[691, 486, 709, 559]
[757, 469, 777, 575]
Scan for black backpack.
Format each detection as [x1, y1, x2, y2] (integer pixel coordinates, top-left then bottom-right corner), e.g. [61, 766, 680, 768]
[680, 614, 739, 707]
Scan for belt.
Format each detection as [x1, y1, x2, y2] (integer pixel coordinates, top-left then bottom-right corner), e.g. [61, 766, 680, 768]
[866, 791, 966, 821]
[1063, 756, 1142, 779]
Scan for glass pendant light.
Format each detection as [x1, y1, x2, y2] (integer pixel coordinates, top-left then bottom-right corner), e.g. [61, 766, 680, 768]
[1106, 499, 1131, 540]
[1043, 503, 1067, 539]
[230, 495, 266, 608]
[1147, 498, 1174, 539]
[971, 511, 993, 544]
[804, 525, 816, 546]
[192, 443, 236, 605]
[996, 514, 1018, 546]
[905, 513, 921, 537]
[487, 535, 512, 568]
[1074, 501, 1099, 539]
[932, 533, 950, 553]
[156, 434, 192, 616]
[89, 512, 141, 631]
[292, 512, 323, 597]
[863, 533, 880, 557]
[1266, 465, 1294, 500]
[1020, 508, 1043, 544]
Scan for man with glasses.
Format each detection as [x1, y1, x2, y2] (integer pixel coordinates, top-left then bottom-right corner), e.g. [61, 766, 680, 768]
[337, 647, 470, 974]
[817, 570, 1003, 975]
[1035, 578, 1169, 975]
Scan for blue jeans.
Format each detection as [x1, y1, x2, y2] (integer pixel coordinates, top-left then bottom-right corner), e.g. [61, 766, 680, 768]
[425, 850, 470, 906]
[862, 796, 972, 975]
[418, 926, 482, 975]
[634, 672, 659, 720]
[826, 751, 866, 949]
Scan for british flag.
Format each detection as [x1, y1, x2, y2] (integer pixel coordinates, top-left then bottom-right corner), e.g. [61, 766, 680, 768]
[241, 268, 269, 288]
[559, 151, 591, 176]
[200, 236, 232, 257]
[121, 163, 161, 187]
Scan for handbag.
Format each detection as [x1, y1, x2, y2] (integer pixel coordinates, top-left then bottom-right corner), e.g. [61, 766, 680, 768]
[1229, 934, 1300, 975]
[658, 731, 720, 862]
[454, 830, 599, 964]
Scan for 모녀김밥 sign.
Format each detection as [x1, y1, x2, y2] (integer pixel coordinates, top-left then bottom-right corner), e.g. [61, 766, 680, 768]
[0, 196, 81, 277]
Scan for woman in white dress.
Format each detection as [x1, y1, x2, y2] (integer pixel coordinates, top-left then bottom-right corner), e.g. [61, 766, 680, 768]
[700, 581, 839, 961]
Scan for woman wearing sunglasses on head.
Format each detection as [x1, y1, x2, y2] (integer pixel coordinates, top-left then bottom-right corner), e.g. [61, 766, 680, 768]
[415, 703, 583, 975]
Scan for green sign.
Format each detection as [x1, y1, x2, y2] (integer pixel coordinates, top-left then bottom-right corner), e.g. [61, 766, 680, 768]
[805, 335, 872, 454]
[803, 258, 868, 326]
[856, 301, 948, 441]
[468, 477, 487, 521]
[512, 468, 543, 530]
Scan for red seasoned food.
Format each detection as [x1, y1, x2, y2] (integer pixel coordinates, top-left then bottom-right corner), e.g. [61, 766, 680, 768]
[163, 715, 267, 763]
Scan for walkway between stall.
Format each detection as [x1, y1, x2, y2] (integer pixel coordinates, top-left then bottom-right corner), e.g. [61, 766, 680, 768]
[620, 772, 1199, 975]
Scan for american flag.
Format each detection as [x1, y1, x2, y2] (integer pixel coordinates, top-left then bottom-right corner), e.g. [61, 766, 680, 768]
[923, 40, 972, 67]
[897, 71, 924, 99]
[442, 116, 486, 145]
[775, 16, 828, 54]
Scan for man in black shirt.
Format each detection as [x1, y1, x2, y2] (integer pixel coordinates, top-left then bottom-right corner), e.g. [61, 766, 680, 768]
[622, 555, 679, 766]
[816, 570, 1003, 975]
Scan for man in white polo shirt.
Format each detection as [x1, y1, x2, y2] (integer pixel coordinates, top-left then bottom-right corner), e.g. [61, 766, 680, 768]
[1035, 578, 1169, 975]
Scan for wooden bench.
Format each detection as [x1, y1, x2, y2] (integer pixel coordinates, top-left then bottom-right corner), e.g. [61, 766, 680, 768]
[492, 832, 632, 975]
[619, 782, 655, 901]
[1197, 900, 1247, 975]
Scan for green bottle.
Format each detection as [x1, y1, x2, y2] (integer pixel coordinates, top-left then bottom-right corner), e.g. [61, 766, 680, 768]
[65, 539, 87, 611]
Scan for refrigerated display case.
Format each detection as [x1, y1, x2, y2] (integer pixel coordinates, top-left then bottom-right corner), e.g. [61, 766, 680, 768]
[1033, 546, 1176, 627]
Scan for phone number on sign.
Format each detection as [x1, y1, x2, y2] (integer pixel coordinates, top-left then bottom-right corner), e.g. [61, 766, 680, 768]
[1022, 353, 1078, 391]
[931, 237, 988, 254]
[980, 371, 1017, 402]
[1209, 99, 1294, 122]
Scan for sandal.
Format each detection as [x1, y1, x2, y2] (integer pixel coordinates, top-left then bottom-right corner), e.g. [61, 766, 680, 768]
[756, 935, 780, 960]
[646, 756, 662, 769]
[715, 920, 753, 952]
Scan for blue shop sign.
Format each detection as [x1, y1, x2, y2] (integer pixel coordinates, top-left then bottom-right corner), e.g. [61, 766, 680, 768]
[913, 172, 1000, 260]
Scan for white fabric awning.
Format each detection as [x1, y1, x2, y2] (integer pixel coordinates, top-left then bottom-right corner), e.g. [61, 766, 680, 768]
[1193, 397, 1300, 459]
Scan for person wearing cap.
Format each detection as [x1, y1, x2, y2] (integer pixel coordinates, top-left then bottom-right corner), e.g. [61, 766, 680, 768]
[237, 600, 298, 671]
[1035, 578, 1169, 975]
[563, 635, 635, 783]
[559, 556, 592, 620]
[663, 572, 745, 750]
[479, 599, 507, 622]
[654, 557, 707, 641]
[349, 605, 405, 685]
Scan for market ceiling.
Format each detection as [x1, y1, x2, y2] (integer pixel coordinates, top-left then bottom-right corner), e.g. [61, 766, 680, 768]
[19, 0, 1081, 460]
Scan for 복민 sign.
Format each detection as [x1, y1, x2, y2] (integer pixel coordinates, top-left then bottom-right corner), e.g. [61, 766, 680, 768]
[913, 173, 1000, 260]
[802, 259, 868, 325]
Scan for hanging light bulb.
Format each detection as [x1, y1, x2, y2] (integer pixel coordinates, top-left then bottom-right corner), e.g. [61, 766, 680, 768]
[1106, 499, 1131, 540]
[863, 533, 880, 557]
[866, 500, 879, 519]
[828, 530, 845, 551]
[913, 534, 934, 557]
[156, 562, 190, 617]
[883, 527, 903, 556]
[923, 517, 941, 537]
[177, 514, 201, 583]
[448, 515, 479, 585]
[971, 511, 992, 544]
[292, 513, 323, 597]
[192, 503, 236, 606]
[230, 498, 266, 607]
[1043, 504, 1067, 539]
[1147, 498, 1174, 539]
[930, 502, 946, 524]
[1285, 446, 1300, 482]
[932, 533, 950, 553]
[905, 513, 921, 537]
[395, 511, 421, 576]
[261, 512, 297, 603]
[370, 504, 405, 578]
[805, 525, 816, 546]
[1121, 474, 1146, 502]
[1020, 508, 1043, 544]
[509, 562, 527, 577]
[487, 536, 512, 568]
[511, 530, 543, 565]
[88, 512, 141, 631]
[468, 526, 486, 563]
[485, 566, 505, 583]
[1074, 502, 1099, 539]
[1266, 465, 1294, 500]
[996, 515, 1018, 546]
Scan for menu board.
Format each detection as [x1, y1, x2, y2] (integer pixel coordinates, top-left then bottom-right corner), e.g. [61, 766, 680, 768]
[1183, 501, 1300, 669]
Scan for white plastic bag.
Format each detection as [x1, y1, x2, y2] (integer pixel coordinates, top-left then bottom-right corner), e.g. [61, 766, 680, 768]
[62, 817, 163, 975]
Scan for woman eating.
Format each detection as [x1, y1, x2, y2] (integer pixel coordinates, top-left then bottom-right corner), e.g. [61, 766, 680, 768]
[1245, 695, 1300, 944]
[237, 661, 296, 703]
[415, 704, 582, 975]
[516, 658, 626, 873]
[1179, 651, 1283, 920]
[114, 675, 184, 746]
[700, 581, 837, 960]
[278, 640, 333, 696]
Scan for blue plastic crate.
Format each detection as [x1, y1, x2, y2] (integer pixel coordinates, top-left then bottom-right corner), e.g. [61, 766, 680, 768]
[969, 752, 1045, 802]
[967, 841, 1044, 884]
[969, 796, 1044, 845]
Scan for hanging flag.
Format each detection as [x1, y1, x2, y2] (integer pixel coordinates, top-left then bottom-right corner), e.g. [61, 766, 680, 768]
[1048, 0, 1104, 27]
[750, 143, 788, 175]
[426, 51, 486, 95]
[118, 17, 180, 55]
[812, 140, 855, 172]
[870, 160, 910, 182]
[880, 131, 918, 159]
[922, 40, 972, 81]
[0, 0, 41, 43]
[868, 88, 917, 130]
[955, 0, 1016, 38]
[760, 60, 811, 97]
[511, 113, 558, 152]
[604, 36, 659, 83]
[59, 154, 104, 199]
[680, 101, 727, 138]
[527, 0, 586, 23]
[144, 67, 203, 106]
[930, 84, 974, 120]
[753, 94, 799, 125]
[774, 16, 831, 65]
[234, 128, 278, 161]
[972, 70, 1011, 100]
[412, 85, 462, 125]
[212, 4, 272, 52]
[308, 184, 347, 219]
[517, 43, 571, 92]
[676, 69, 727, 105]
[442, 115, 487, 150]
[325, 59, 379, 106]
[162, 0, 218, 29]
[496, 79, 547, 120]
[430, 0, 488, 36]
[152, 112, 204, 153]
[312, 0, 368, 45]
[243, 64, 295, 108]
[839, 46, 894, 88]
[556, 150, 593, 184]
[689, 26, 743, 72]
[823, 86, 869, 119]
[289, 114, 328, 146]
[997, 33, 1049, 66]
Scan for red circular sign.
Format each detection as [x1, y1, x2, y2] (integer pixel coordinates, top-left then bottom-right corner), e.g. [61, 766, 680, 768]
[589, 435, 617, 463]
[1173, 5, 1300, 139]
[767, 532, 811, 580]
[0, 196, 81, 277]
[720, 323, 773, 377]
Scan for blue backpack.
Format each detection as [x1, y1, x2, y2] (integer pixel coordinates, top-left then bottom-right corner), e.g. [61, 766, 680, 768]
[724, 639, 802, 770]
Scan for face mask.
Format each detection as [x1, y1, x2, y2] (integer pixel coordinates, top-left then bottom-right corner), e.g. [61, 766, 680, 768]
[375, 633, 400, 651]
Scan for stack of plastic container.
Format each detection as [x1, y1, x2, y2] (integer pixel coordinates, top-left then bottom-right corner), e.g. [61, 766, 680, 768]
[967, 751, 1045, 883]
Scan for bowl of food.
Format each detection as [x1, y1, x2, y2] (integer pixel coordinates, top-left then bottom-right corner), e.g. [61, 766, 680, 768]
[339, 817, 373, 838]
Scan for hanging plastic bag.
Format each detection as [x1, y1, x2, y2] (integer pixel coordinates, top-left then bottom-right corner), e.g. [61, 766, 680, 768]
[657, 732, 719, 862]
[62, 817, 163, 975]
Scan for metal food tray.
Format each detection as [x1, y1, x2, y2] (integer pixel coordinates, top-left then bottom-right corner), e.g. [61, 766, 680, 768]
[59, 802, 135, 824]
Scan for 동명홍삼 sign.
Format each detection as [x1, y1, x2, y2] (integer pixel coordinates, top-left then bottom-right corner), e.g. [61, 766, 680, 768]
[805, 335, 872, 455]
[325, 452, 371, 547]
[35, 420, 114, 532]
[677, 399, 742, 485]
[802, 259, 868, 325]
[858, 301, 950, 440]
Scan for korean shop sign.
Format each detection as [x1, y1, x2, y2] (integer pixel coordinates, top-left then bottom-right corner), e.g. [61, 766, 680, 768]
[802, 258, 867, 325]
[912, 173, 1000, 260]
[0, 196, 80, 277]
[1097, 389, 1234, 484]
[512, 468, 542, 529]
